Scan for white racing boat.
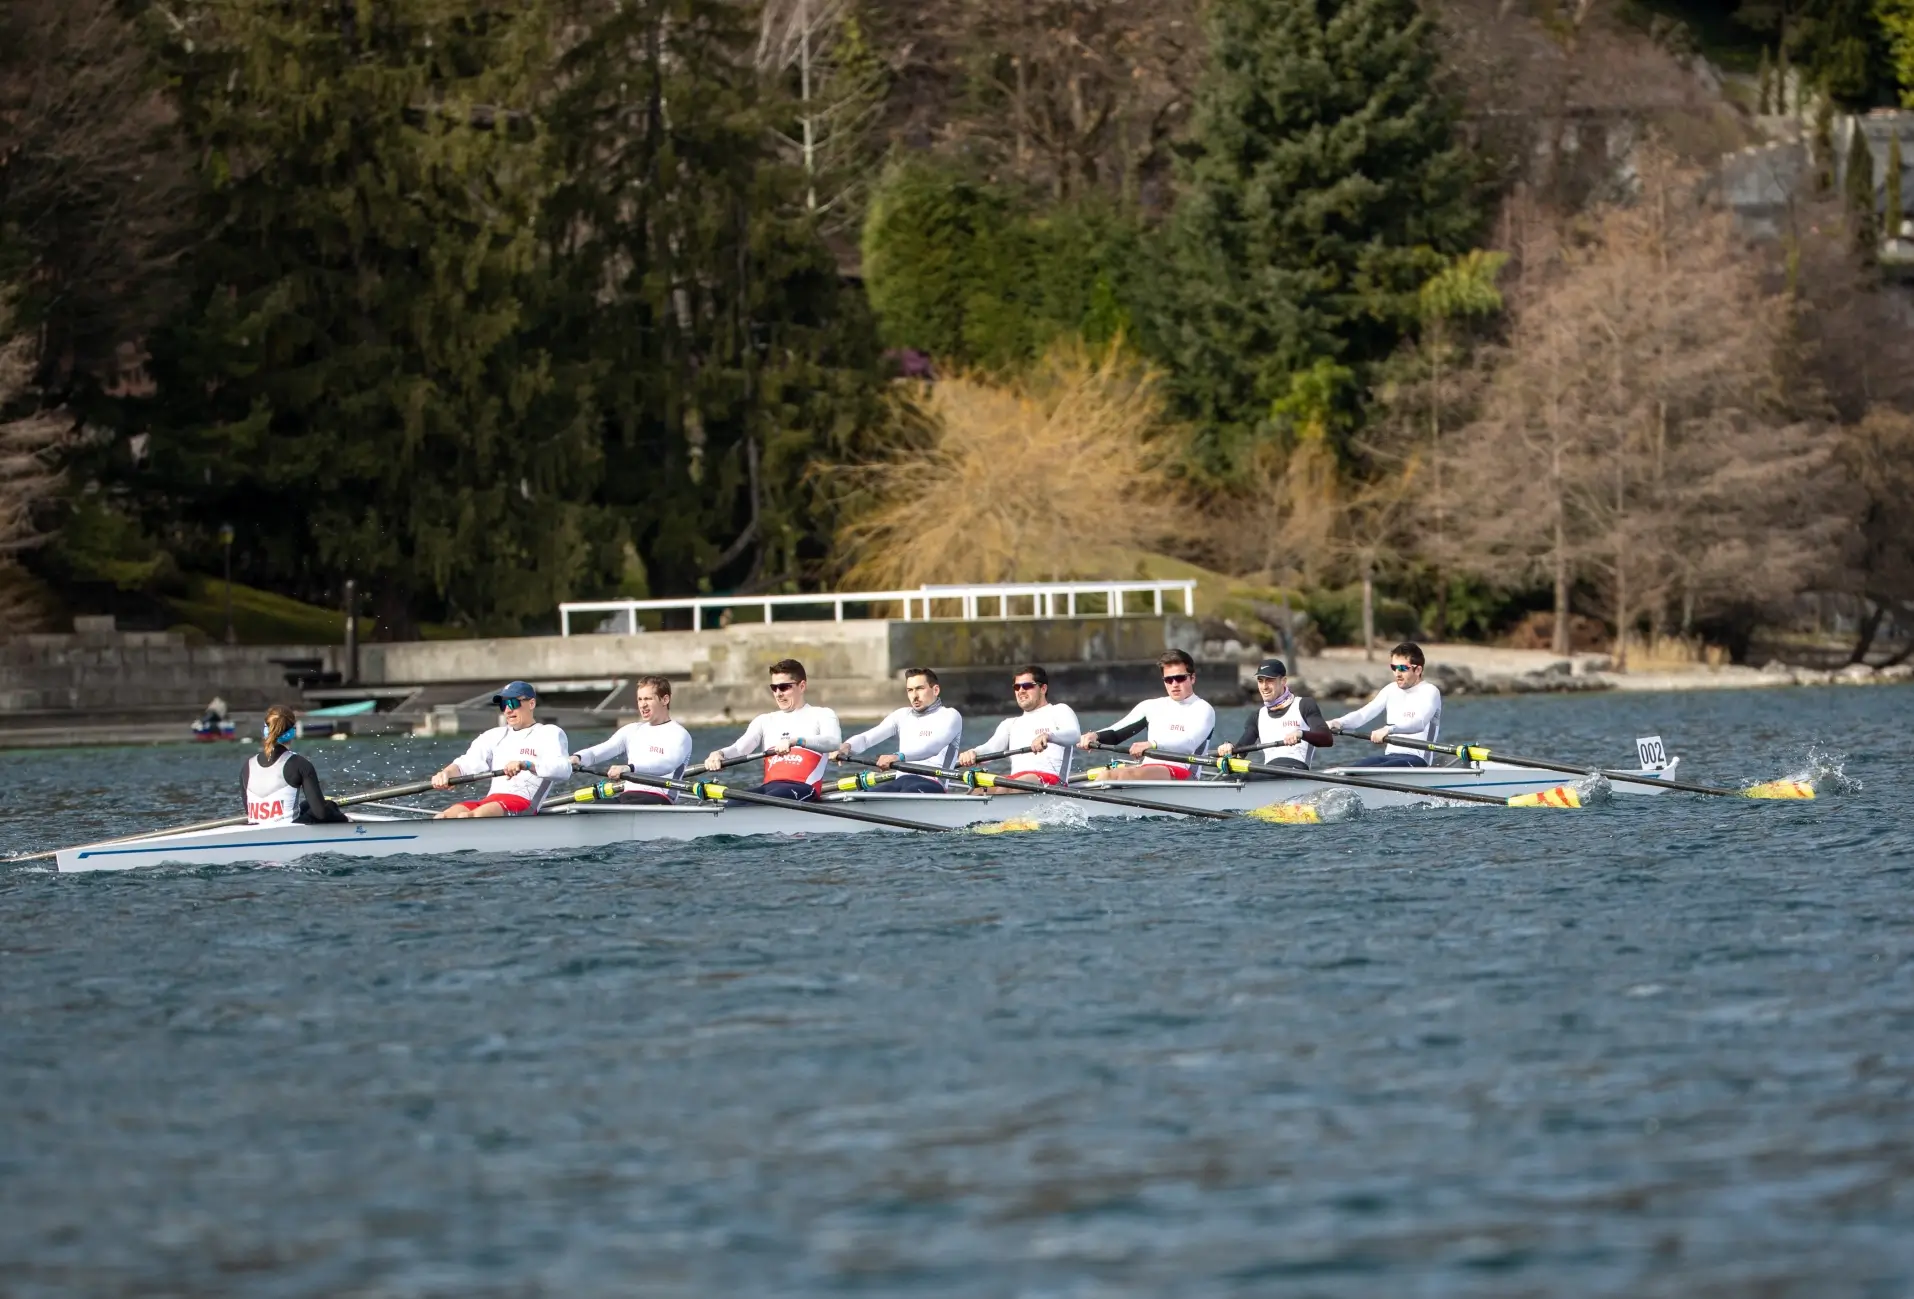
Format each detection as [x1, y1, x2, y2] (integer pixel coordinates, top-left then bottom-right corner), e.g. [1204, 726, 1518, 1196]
[50, 752, 1684, 872]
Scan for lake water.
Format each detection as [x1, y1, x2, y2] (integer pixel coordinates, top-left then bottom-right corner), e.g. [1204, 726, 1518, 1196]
[3, 687, 1912, 1296]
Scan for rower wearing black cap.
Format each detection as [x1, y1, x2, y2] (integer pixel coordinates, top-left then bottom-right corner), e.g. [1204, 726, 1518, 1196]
[1214, 658, 1333, 771]
[429, 680, 571, 817]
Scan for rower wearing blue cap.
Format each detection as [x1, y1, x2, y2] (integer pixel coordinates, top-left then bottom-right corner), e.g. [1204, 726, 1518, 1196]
[430, 681, 571, 816]
[1215, 658, 1333, 771]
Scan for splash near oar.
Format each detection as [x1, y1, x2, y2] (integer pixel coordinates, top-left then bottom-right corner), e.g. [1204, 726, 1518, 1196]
[1360, 734, 1815, 800]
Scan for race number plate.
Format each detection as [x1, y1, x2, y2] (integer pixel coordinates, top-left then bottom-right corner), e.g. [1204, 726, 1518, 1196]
[1635, 735, 1668, 769]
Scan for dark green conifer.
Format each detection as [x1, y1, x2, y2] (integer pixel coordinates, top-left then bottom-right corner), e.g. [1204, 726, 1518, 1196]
[1149, 0, 1481, 479]
[1846, 122, 1879, 256]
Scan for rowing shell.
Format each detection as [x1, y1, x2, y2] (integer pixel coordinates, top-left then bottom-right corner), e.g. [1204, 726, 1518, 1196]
[48, 756, 1683, 872]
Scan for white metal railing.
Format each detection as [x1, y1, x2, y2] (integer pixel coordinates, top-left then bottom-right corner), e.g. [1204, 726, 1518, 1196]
[558, 580, 1199, 636]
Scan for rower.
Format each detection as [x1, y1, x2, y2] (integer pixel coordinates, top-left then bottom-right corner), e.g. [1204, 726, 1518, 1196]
[956, 664, 1081, 784]
[834, 667, 963, 793]
[244, 704, 349, 824]
[1326, 641, 1443, 766]
[1215, 658, 1333, 771]
[430, 681, 571, 817]
[570, 675, 691, 804]
[1075, 649, 1215, 781]
[702, 658, 842, 800]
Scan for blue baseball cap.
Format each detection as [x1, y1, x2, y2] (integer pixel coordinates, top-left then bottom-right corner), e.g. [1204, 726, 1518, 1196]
[492, 681, 538, 708]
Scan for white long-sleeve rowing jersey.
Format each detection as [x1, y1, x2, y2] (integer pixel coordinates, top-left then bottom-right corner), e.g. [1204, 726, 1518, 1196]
[453, 721, 572, 807]
[844, 703, 964, 770]
[1097, 695, 1216, 773]
[1331, 680, 1443, 758]
[573, 721, 693, 780]
[977, 702, 1082, 780]
[717, 703, 842, 787]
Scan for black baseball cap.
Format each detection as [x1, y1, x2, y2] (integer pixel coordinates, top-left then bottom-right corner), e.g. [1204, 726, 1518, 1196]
[1254, 659, 1288, 679]
[492, 681, 538, 707]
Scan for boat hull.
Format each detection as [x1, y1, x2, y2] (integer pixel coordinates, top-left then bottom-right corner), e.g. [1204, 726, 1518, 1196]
[50, 758, 1682, 872]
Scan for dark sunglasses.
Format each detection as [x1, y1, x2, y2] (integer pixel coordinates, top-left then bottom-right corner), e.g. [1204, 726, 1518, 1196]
[498, 697, 528, 709]
[1011, 680, 1041, 691]
[1161, 673, 1192, 685]
[1389, 663, 1414, 673]
[769, 681, 799, 694]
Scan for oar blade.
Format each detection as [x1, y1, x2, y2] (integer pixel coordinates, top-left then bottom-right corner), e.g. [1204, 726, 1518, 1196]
[1741, 779, 1815, 800]
[1506, 784, 1583, 809]
[1246, 802, 1321, 825]
[974, 817, 1045, 835]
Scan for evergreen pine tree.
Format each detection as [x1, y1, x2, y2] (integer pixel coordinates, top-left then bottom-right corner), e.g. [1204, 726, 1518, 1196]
[1889, 133, 1907, 240]
[1845, 122, 1879, 256]
[149, 0, 592, 634]
[1758, 46, 1774, 114]
[1150, 0, 1480, 478]
[541, 0, 886, 597]
[1813, 90, 1838, 191]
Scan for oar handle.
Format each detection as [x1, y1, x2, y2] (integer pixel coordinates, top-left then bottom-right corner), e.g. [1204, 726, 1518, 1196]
[851, 753, 1235, 820]
[950, 743, 1039, 765]
[1101, 742, 1515, 808]
[586, 767, 953, 833]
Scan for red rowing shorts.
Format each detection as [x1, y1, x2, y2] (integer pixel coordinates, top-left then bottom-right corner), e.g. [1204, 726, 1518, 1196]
[1161, 766, 1193, 781]
[451, 793, 534, 815]
[1009, 770, 1061, 785]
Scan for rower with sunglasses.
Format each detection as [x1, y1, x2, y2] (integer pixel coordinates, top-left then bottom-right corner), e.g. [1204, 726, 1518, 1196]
[956, 664, 1081, 785]
[430, 681, 572, 817]
[1326, 641, 1443, 767]
[1076, 649, 1215, 781]
[1215, 658, 1333, 771]
[702, 658, 842, 800]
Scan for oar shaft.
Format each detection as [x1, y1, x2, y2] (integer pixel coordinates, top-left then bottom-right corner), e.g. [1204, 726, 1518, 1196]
[1362, 734, 1733, 796]
[1096, 743, 1513, 807]
[593, 769, 952, 833]
[841, 755, 1235, 820]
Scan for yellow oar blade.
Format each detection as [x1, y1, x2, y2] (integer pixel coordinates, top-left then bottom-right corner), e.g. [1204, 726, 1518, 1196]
[1742, 779, 1815, 800]
[1506, 785, 1583, 809]
[1246, 802, 1322, 825]
[974, 818, 1044, 835]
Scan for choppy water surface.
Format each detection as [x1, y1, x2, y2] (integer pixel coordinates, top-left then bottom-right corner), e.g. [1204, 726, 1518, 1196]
[3, 687, 1912, 1297]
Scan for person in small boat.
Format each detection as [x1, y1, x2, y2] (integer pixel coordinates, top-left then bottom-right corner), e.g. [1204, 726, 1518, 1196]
[1076, 649, 1216, 781]
[431, 681, 571, 817]
[956, 664, 1081, 786]
[1215, 659, 1333, 772]
[244, 704, 348, 825]
[834, 667, 963, 793]
[1327, 641, 1443, 766]
[702, 658, 841, 800]
[570, 675, 692, 804]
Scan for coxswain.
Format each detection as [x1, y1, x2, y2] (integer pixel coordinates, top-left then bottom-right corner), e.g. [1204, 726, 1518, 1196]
[701, 658, 842, 800]
[1215, 658, 1333, 771]
[956, 664, 1081, 785]
[430, 681, 571, 817]
[1326, 641, 1443, 766]
[569, 675, 692, 804]
[833, 666, 963, 793]
[1075, 649, 1216, 780]
[244, 704, 349, 824]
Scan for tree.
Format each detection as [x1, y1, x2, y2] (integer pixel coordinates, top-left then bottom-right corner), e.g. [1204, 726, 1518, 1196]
[543, 0, 888, 601]
[1832, 405, 1914, 662]
[1150, 0, 1482, 479]
[1885, 0, 1914, 104]
[1888, 131, 1907, 238]
[1793, 0, 1896, 108]
[0, 0, 190, 398]
[1846, 120, 1879, 254]
[0, 295, 67, 626]
[756, 0, 890, 234]
[1446, 155, 1834, 662]
[148, 0, 595, 636]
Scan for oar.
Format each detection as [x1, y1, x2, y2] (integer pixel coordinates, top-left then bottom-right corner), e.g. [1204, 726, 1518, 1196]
[1352, 733, 1814, 800]
[572, 767, 952, 833]
[14, 769, 507, 864]
[951, 743, 1041, 766]
[1086, 743, 1584, 809]
[837, 755, 1237, 820]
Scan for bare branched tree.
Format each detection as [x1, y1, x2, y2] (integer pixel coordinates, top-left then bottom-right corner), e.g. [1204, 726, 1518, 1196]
[0, 298, 69, 630]
[757, 0, 889, 233]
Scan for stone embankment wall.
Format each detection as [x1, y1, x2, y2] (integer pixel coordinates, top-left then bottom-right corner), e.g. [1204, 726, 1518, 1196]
[0, 632, 336, 716]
